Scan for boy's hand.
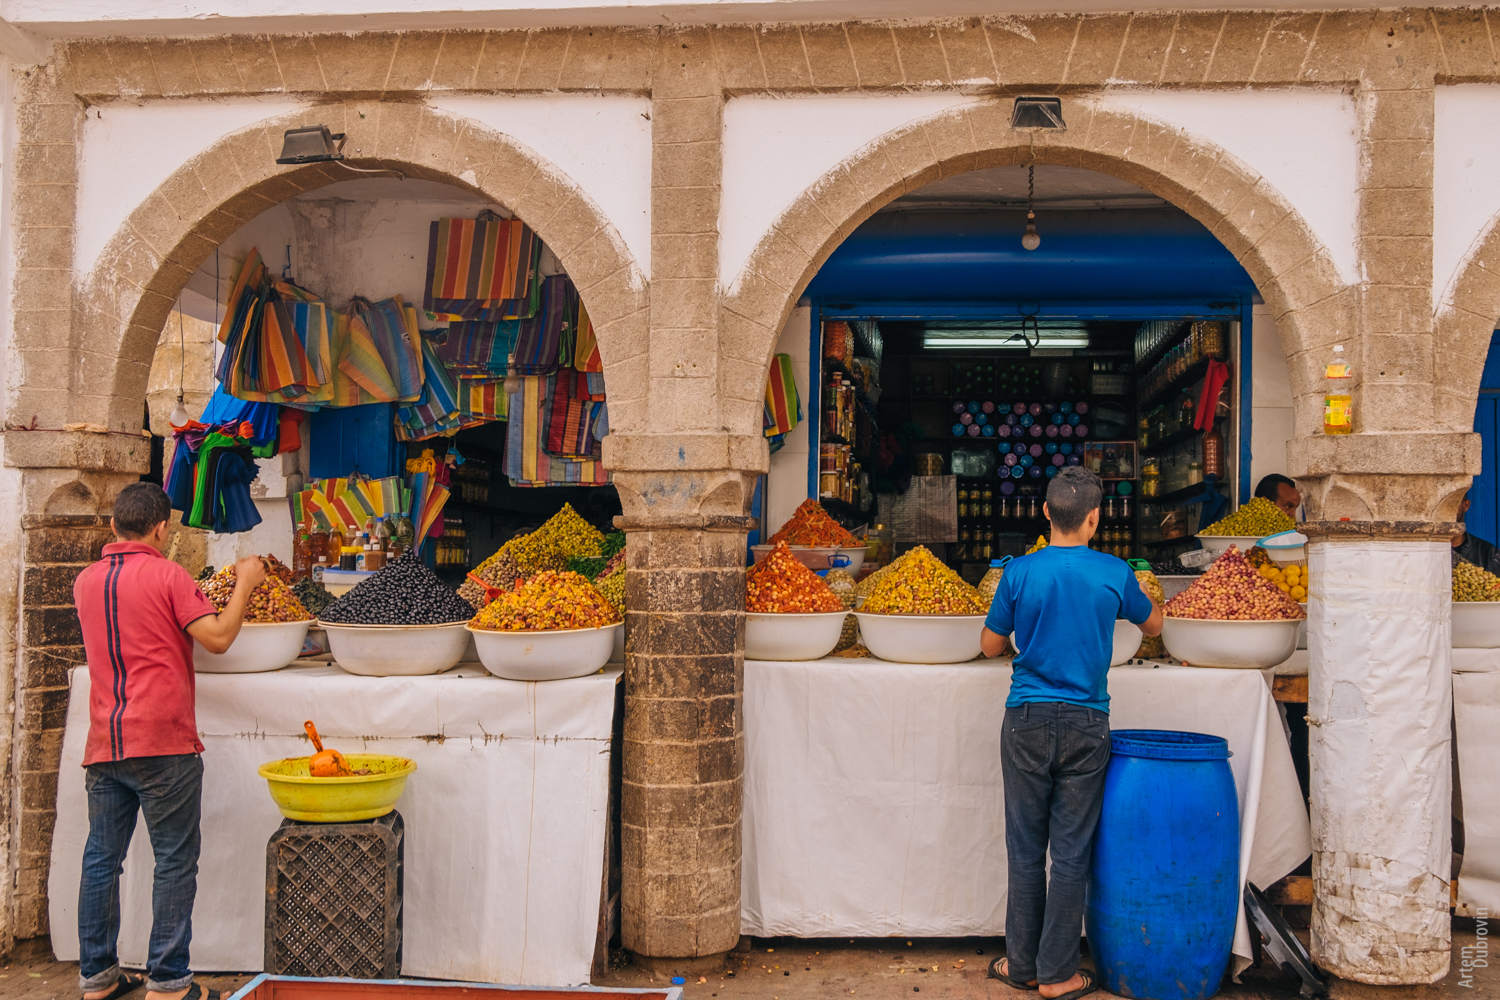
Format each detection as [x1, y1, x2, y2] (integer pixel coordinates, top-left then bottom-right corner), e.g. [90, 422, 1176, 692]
[235, 555, 267, 591]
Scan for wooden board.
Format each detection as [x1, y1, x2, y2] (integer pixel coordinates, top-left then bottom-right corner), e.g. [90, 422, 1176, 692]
[1272, 675, 1308, 703]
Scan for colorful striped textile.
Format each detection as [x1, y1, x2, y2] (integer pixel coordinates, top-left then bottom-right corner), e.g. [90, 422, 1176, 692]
[542, 370, 607, 459]
[504, 376, 610, 487]
[424, 218, 541, 321]
[511, 275, 572, 375]
[395, 335, 468, 441]
[436, 319, 518, 383]
[458, 381, 508, 422]
[216, 249, 330, 403]
[572, 296, 603, 372]
[348, 296, 424, 402]
[763, 353, 802, 438]
[331, 306, 396, 404]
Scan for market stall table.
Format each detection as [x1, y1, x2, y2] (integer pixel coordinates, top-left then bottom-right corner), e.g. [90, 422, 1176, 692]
[741, 658, 1310, 974]
[49, 663, 618, 987]
[1452, 648, 1500, 917]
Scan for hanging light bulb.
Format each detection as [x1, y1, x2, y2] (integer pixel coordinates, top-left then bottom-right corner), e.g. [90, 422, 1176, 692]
[503, 352, 522, 395]
[1021, 163, 1041, 251]
[1022, 211, 1041, 251]
[169, 303, 191, 428]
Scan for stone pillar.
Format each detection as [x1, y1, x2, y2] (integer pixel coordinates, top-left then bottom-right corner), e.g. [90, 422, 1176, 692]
[1303, 522, 1456, 985]
[610, 462, 761, 969]
[1286, 15, 1466, 984]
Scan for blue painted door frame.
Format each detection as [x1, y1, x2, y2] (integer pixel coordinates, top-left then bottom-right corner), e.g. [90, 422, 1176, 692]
[1470, 331, 1500, 546]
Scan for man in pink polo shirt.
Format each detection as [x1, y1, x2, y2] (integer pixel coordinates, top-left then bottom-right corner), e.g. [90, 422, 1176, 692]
[72, 483, 265, 1000]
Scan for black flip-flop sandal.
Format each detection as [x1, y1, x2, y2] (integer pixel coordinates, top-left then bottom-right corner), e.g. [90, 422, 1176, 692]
[84, 972, 144, 1000]
[987, 956, 1039, 990]
[182, 984, 220, 1000]
[1043, 969, 1099, 1000]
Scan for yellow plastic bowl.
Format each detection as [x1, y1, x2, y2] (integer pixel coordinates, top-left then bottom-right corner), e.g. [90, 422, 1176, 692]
[257, 754, 417, 822]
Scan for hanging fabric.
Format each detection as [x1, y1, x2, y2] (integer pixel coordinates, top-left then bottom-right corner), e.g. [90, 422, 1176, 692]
[542, 370, 606, 460]
[504, 376, 609, 487]
[436, 319, 519, 384]
[215, 248, 328, 403]
[763, 352, 803, 438]
[572, 296, 603, 373]
[424, 217, 542, 322]
[510, 275, 572, 376]
[395, 334, 468, 442]
[347, 296, 424, 402]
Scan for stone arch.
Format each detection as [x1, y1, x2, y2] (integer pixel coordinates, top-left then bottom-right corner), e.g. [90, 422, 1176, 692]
[75, 100, 649, 438]
[1436, 219, 1500, 432]
[719, 97, 1351, 441]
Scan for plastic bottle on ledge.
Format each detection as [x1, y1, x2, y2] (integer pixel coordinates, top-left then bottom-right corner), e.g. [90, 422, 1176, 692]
[1324, 345, 1353, 435]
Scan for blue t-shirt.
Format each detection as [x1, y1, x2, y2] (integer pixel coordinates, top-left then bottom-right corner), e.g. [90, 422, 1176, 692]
[985, 545, 1155, 713]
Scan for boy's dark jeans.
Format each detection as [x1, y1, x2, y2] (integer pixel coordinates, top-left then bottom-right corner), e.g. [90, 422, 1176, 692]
[78, 753, 203, 994]
[1002, 701, 1111, 986]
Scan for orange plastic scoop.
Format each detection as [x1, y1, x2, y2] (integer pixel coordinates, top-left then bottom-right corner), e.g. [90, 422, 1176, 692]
[304, 720, 351, 778]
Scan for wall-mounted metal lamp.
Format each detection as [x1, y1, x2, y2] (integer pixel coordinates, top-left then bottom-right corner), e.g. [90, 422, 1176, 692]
[1010, 96, 1066, 130]
[276, 125, 346, 164]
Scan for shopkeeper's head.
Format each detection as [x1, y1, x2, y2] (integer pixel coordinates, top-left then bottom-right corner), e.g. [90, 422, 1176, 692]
[111, 483, 173, 550]
[1254, 474, 1302, 520]
[1044, 466, 1103, 542]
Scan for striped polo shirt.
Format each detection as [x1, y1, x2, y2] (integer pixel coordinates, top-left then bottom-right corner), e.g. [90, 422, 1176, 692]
[73, 541, 217, 765]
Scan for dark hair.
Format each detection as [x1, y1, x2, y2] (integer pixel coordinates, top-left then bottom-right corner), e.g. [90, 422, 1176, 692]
[1045, 466, 1103, 533]
[1254, 474, 1297, 502]
[113, 483, 172, 539]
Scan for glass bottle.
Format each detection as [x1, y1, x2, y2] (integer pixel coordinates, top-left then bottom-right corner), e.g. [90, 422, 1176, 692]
[327, 528, 345, 564]
[1324, 344, 1353, 435]
[294, 533, 312, 579]
[376, 516, 392, 553]
[395, 516, 415, 557]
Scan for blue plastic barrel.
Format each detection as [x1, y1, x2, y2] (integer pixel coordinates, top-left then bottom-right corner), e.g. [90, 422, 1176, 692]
[1086, 730, 1240, 1000]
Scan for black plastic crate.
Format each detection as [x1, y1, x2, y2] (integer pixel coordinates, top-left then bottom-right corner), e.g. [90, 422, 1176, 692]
[264, 810, 403, 979]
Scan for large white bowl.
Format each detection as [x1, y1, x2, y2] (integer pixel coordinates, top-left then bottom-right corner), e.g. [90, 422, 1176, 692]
[752, 545, 867, 576]
[1011, 619, 1142, 667]
[1194, 536, 1261, 560]
[853, 612, 986, 664]
[468, 623, 622, 681]
[194, 620, 311, 673]
[1259, 530, 1308, 565]
[1452, 601, 1500, 648]
[1297, 604, 1308, 650]
[319, 621, 470, 676]
[1161, 617, 1301, 669]
[745, 611, 846, 661]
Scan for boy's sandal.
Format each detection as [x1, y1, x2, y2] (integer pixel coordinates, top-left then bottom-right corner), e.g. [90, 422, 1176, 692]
[986, 957, 1039, 990]
[182, 984, 221, 1000]
[83, 973, 144, 1000]
[1043, 969, 1099, 1000]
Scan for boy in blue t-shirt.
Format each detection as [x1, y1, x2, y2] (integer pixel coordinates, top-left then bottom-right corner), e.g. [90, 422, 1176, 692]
[980, 466, 1162, 1000]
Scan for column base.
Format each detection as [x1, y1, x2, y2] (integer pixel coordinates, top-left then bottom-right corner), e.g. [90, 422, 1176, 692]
[627, 951, 729, 976]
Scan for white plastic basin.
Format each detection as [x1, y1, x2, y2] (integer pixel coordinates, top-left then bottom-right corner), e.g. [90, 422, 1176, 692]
[1259, 530, 1308, 565]
[745, 611, 846, 661]
[1158, 576, 1197, 600]
[468, 623, 622, 681]
[611, 623, 625, 663]
[752, 545, 867, 576]
[1452, 601, 1500, 648]
[853, 612, 986, 664]
[320, 621, 470, 676]
[1161, 617, 1302, 669]
[1010, 619, 1142, 667]
[194, 620, 311, 673]
[1194, 536, 1261, 560]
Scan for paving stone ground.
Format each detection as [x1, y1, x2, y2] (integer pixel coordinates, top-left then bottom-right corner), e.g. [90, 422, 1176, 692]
[2, 922, 1490, 1000]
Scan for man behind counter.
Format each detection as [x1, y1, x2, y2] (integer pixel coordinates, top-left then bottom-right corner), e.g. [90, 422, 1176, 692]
[1254, 474, 1302, 521]
[1452, 491, 1500, 575]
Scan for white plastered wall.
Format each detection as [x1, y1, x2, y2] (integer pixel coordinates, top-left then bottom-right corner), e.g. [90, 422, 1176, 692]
[75, 94, 653, 287]
[1435, 84, 1500, 312]
[763, 305, 812, 538]
[720, 90, 1361, 295]
[1250, 305, 1296, 500]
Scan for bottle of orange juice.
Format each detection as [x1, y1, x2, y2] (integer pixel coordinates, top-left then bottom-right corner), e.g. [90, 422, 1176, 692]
[1324, 344, 1353, 435]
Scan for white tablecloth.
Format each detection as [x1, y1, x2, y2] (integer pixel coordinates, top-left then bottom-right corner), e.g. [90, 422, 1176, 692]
[742, 659, 1310, 974]
[49, 664, 618, 987]
[1454, 655, 1500, 916]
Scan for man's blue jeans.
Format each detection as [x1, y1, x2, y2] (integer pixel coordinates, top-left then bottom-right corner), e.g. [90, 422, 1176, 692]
[78, 753, 203, 994]
[1001, 702, 1111, 987]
